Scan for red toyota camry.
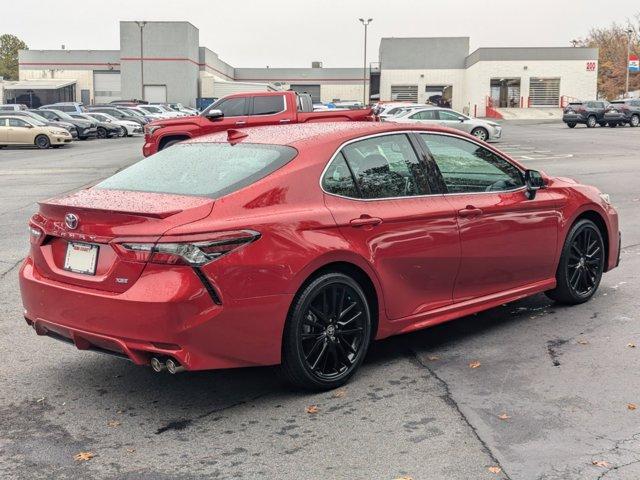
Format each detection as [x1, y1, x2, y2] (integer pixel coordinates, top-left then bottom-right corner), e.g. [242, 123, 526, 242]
[19, 122, 620, 390]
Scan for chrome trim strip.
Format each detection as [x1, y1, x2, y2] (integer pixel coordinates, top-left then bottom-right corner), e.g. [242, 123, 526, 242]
[318, 130, 526, 202]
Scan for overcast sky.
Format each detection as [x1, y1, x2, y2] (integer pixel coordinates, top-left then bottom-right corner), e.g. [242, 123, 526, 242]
[2, 0, 638, 67]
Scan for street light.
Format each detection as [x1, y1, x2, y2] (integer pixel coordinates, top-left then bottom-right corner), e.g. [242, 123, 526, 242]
[625, 28, 633, 98]
[135, 21, 147, 101]
[359, 18, 372, 106]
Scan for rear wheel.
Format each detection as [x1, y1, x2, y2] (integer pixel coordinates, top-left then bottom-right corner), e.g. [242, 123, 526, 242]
[546, 219, 605, 305]
[630, 115, 639, 127]
[281, 272, 372, 390]
[587, 116, 597, 128]
[34, 135, 50, 149]
[471, 127, 488, 141]
[567, 122, 577, 128]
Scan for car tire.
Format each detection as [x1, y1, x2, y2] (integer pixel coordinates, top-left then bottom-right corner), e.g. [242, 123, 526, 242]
[630, 115, 640, 128]
[546, 219, 605, 305]
[34, 135, 51, 149]
[471, 127, 489, 141]
[281, 272, 372, 391]
[97, 127, 107, 139]
[567, 122, 577, 128]
[586, 116, 597, 128]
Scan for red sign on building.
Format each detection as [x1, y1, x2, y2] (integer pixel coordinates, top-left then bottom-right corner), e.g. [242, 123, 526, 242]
[586, 61, 596, 71]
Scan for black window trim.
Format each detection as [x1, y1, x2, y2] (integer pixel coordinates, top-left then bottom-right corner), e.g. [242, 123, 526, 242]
[249, 94, 287, 117]
[413, 131, 527, 196]
[319, 131, 435, 201]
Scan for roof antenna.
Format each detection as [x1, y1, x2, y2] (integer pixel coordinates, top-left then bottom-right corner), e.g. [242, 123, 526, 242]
[227, 129, 248, 145]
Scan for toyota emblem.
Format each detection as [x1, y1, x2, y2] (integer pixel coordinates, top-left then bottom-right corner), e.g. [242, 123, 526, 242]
[64, 213, 79, 230]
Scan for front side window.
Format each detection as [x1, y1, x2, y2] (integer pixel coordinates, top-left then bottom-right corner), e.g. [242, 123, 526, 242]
[96, 143, 297, 198]
[410, 110, 437, 120]
[341, 134, 429, 199]
[214, 98, 246, 117]
[421, 134, 524, 193]
[252, 96, 285, 115]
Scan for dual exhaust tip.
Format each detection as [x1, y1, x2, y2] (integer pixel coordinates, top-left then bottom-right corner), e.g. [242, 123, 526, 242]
[150, 357, 185, 374]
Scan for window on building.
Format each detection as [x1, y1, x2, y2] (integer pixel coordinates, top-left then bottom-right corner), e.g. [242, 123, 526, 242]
[252, 95, 285, 115]
[421, 133, 524, 193]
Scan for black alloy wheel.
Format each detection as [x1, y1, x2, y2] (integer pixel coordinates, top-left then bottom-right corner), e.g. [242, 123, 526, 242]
[34, 135, 50, 149]
[546, 220, 605, 304]
[282, 272, 371, 390]
[97, 127, 107, 138]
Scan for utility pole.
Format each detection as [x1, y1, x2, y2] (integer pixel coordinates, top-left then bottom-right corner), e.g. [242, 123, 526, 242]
[625, 28, 634, 98]
[135, 21, 147, 101]
[359, 18, 372, 106]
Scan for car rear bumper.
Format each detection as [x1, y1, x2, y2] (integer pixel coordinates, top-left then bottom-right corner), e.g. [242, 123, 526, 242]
[562, 114, 585, 123]
[19, 256, 291, 371]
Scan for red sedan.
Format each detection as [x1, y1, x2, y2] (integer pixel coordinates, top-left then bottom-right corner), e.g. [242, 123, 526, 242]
[19, 122, 620, 390]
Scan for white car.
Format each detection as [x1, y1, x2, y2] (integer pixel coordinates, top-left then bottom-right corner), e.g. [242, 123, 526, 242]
[374, 102, 426, 119]
[85, 112, 143, 137]
[387, 106, 502, 142]
[127, 106, 165, 120]
[146, 104, 188, 118]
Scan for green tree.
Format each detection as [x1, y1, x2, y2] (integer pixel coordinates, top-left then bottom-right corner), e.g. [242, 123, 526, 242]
[0, 34, 28, 81]
[575, 15, 640, 100]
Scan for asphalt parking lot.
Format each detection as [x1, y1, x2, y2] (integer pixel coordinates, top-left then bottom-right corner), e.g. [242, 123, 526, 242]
[1, 123, 639, 480]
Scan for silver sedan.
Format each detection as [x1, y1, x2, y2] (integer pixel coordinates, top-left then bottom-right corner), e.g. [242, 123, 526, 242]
[386, 107, 502, 142]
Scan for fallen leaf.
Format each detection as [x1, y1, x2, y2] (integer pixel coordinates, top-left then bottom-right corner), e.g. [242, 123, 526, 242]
[628, 343, 636, 348]
[36, 397, 45, 403]
[498, 413, 511, 420]
[592, 460, 611, 468]
[107, 420, 121, 428]
[393, 476, 413, 480]
[126, 448, 135, 454]
[627, 403, 637, 411]
[577, 339, 589, 345]
[488, 466, 502, 474]
[74, 452, 95, 462]
[469, 361, 481, 369]
[332, 389, 347, 399]
[306, 405, 319, 414]
[427, 355, 440, 361]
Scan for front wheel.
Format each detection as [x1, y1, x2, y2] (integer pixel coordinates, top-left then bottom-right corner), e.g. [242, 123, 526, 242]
[630, 115, 639, 127]
[97, 127, 107, 139]
[546, 219, 605, 305]
[35, 135, 51, 149]
[281, 272, 372, 390]
[587, 116, 597, 128]
[471, 127, 488, 141]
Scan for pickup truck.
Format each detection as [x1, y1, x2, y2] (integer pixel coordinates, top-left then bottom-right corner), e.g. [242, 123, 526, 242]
[142, 90, 376, 156]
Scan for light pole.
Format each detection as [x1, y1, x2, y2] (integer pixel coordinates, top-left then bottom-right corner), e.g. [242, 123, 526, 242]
[359, 18, 372, 106]
[625, 28, 633, 98]
[135, 21, 147, 101]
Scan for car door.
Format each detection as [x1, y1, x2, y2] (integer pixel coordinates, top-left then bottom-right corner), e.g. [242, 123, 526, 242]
[7, 117, 36, 145]
[207, 96, 249, 130]
[405, 109, 438, 125]
[244, 94, 290, 127]
[436, 109, 472, 134]
[322, 132, 461, 320]
[418, 132, 559, 302]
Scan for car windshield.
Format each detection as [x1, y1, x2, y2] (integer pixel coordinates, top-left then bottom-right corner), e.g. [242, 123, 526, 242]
[96, 143, 298, 198]
[27, 112, 49, 123]
[49, 110, 74, 120]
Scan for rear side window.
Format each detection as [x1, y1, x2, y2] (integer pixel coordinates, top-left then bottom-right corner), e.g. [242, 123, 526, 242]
[322, 153, 359, 198]
[410, 110, 437, 120]
[252, 96, 285, 115]
[96, 143, 297, 198]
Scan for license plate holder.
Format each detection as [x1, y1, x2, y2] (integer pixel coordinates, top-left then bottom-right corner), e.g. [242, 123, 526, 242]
[64, 242, 99, 275]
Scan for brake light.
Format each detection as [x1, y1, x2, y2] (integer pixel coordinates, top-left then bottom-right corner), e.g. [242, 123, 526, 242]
[116, 230, 260, 266]
[28, 224, 44, 245]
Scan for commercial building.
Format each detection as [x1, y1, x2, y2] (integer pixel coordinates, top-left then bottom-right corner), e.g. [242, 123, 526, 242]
[14, 21, 598, 117]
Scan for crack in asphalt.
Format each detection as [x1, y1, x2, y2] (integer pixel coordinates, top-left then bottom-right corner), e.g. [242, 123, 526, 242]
[0, 258, 23, 280]
[409, 348, 512, 480]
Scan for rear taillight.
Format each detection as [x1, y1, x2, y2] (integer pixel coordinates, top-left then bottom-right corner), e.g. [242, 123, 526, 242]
[28, 224, 44, 245]
[116, 230, 260, 266]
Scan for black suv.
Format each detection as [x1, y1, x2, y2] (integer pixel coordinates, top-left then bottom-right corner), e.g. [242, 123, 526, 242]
[562, 101, 623, 128]
[608, 99, 640, 128]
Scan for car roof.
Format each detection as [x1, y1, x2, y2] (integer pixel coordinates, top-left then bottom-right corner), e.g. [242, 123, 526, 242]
[188, 121, 463, 148]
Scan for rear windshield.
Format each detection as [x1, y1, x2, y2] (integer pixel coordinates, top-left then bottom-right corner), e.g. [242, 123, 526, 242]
[95, 143, 297, 198]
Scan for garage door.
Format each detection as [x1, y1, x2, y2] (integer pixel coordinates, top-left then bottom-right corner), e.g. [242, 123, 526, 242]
[529, 78, 560, 107]
[93, 71, 121, 104]
[144, 85, 167, 103]
[290, 84, 321, 103]
[391, 85, 418, 102]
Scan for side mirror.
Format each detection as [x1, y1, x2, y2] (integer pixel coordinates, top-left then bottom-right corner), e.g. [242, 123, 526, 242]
[25, 124, 34, 128]
[204, 109, 224, 121]
[524, 169, 545, 199]
[458, 116, 465, 122]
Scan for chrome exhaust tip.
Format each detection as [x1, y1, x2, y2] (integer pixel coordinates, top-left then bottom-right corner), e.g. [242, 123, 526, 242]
[165, 358, 185, 374]
[150, 357, 166, 373]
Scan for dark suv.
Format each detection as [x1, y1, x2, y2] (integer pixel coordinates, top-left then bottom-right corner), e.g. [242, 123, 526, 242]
[608, 99, 640, 128]
[562, 101, 623, 128]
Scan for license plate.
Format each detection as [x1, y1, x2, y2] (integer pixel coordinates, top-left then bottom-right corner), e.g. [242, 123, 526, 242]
[64, 242, 99, 275]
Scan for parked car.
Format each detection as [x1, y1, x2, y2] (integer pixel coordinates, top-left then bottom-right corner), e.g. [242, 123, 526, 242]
[86, 106, 148, 126]
[608, 99, 640, 127]
[562, 101, 621, 128]
[116, 107, 155, 124]
[36, 109, 97, 140]
[40, 102, 85, 113]
[110, 100, 149, 106]
[0, 115, 72, 148]
[139, 105, 185, 118]
[374, 102, 425, 119]
[128, 106, 166, 121]
[143, 90, 376, 156]
[0, 104, 28, 112]
[6, 110, 78, 138]
[69, 112, 122, 138]
[19, 122, 620, 390]
[387, 106, 502, 141]
[84, 112, 143, 136]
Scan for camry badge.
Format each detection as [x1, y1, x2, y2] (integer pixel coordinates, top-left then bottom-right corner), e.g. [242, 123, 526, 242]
[64, 213, 79, 230]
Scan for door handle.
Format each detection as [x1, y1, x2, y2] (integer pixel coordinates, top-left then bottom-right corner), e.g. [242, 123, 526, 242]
[235, 121, 246, 126]
[458, 206, 483, 217]
[279, 119, 291, 124]
[349, 215, 383, 227]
